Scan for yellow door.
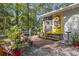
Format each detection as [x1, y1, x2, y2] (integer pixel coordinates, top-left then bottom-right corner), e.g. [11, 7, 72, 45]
[52, 13, 62, 34]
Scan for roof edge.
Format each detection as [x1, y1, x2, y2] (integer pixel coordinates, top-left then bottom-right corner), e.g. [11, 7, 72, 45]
[40, 3, 79, 18]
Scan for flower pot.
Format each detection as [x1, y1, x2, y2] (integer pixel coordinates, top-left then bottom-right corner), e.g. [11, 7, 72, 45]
[72, 41, 79, 46]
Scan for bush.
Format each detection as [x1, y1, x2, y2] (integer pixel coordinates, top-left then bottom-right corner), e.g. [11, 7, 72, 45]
[5, 25, 20, 39]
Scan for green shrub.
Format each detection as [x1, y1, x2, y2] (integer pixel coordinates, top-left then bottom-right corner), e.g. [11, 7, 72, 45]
[5, 25, 20, 39]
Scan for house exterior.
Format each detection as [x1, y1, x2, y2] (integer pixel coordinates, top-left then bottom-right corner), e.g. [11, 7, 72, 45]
[40, 3, 79, 40]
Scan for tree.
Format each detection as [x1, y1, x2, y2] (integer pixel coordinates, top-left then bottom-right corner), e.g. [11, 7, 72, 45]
[0, 3, 72, 39]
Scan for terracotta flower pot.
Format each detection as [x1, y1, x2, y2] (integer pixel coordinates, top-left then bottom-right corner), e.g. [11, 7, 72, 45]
[72, 42, 79, 46]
